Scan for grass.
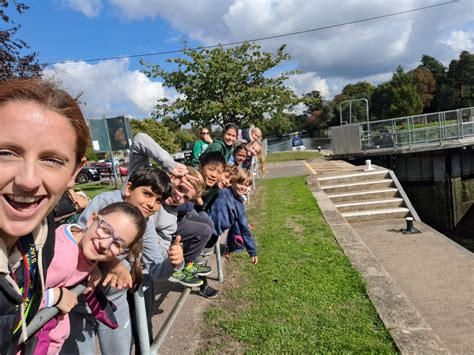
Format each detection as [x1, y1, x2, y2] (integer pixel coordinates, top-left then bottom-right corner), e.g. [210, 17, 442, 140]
[76, 182, 120, 199]
[266, 151, 322, 163]
[201, 176, 398, 353]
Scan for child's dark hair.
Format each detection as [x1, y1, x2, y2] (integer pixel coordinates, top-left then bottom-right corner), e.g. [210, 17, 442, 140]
[233, 143, 247, 156]
[98, 202, 147, 292]
[223, 122, 238, 135]
[128, 166, 172, 202]
[199, 151, 226, 168]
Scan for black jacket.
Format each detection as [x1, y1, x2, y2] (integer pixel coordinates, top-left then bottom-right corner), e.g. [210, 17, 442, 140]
[0, 214, 56, 354]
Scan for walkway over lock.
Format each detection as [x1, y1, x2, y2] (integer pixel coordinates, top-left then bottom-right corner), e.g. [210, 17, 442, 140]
[330, 107, 474, 157]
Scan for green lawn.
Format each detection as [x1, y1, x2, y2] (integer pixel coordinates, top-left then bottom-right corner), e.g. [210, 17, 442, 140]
[201, 176, 398, 353]
[76, 182, 120, 199]
[266, 151, 322, 163]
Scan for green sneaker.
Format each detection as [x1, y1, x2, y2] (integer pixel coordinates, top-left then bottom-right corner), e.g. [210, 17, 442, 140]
[169, 269, 203, 287]
[186, 261, 212, 276]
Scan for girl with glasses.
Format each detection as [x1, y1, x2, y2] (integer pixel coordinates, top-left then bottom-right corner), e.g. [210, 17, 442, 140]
[39, 202, 146, 354]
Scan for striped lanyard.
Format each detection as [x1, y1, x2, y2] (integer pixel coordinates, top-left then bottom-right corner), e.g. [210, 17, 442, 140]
[12, 235, 38, 334]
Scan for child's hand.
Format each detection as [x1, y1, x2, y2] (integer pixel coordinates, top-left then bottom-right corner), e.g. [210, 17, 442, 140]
[168, 235, 184, 267]
[195, 197, 204, 206]
[84, 266, 102, 294]
[251, 256, 258, 265]
[101, 259, 132, 289]
[170, 163, 188, 178]
[55, 288, 78, 314]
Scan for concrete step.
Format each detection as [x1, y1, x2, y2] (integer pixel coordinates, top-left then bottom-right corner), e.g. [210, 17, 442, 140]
[321, 179, 393, 194]
[318, 170, 389, 186]
[335, 198, 404, 212]
[342, 207, 410, 222]
[328, 188, 399, 203]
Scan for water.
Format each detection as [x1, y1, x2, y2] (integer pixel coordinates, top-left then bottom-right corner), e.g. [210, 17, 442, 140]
[267, 136, 330, 153]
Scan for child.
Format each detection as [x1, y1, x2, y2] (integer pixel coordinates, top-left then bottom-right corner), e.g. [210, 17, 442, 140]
[218, 164, 239, 189]
[40, 202, 147, 354]
[62, 166, 183, 355]
[192, 123, 238, 167]
[238, 126, 262, 144]
[241, 140, 263, 171]
[207, 169, 258, 265]
[228, 144, 248, 168]
[195, 152, 226, 212]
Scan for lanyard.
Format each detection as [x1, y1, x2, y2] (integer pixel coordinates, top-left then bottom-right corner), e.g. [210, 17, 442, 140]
[12, 234, 38, 334]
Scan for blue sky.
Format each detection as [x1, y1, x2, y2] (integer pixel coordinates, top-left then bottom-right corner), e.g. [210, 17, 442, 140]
[9, 0, 474, 119]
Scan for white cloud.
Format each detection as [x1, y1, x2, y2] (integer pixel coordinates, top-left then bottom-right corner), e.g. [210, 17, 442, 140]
[286, 72, 329, 97]
[443, 30, 474, 52]
[64, 0, 474, 105]
[62, 0, 102, 17]
[43, 59, 165, 118]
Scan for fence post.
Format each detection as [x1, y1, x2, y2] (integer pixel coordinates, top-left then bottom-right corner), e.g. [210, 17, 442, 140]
[134, 287, 151, 355]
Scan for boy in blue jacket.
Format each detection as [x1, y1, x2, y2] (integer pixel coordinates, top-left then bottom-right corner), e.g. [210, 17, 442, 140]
[207, 169, 258, 265]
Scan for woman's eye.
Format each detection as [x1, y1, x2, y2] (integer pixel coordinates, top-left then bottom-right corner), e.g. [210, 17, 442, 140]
[0, 150, 17, 159]
[43, 157, 66, 167]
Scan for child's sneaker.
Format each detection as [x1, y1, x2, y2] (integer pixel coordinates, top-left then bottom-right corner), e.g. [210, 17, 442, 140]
[169, 269, 203, 287]
[199, 285, 219, 299]
[186, 262, 212, 276]
[201, 247, 214, 257]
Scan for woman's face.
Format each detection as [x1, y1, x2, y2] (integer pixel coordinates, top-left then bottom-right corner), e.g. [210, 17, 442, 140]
[81, 212, 139, 261]
[0, 101, 83, 239]
[234, 149, 247, 165]
[223, 128, 237, 146]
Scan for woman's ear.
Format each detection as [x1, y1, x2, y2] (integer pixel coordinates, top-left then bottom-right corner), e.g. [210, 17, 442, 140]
[86, 212, 97, 228]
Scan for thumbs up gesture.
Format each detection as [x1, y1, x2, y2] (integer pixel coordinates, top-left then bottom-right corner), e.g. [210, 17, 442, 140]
[168, 235, 184, 267]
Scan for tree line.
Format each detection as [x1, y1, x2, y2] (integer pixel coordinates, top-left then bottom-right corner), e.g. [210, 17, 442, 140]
[3, 1, 474, 146]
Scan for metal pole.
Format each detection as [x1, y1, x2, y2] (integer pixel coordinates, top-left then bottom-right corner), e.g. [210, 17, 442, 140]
[104, 118, 119, 189]
[134, 287, 151, 355]
[150, 287, 191, 354]
[19, 283, 87, 344]
[215, 241, 224, 282]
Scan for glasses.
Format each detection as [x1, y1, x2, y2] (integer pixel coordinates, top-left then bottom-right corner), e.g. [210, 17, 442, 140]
[201, 132, 210, 135]
[95, 215, 129, 255]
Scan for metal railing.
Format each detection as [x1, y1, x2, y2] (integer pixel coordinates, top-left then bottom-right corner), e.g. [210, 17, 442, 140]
[359, 107, 474, 150]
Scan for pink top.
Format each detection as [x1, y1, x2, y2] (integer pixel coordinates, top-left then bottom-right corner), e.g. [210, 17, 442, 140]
[41, 224, 96, 355]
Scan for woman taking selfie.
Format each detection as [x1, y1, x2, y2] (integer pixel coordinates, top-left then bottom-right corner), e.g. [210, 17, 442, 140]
[0, 78, 88, 353]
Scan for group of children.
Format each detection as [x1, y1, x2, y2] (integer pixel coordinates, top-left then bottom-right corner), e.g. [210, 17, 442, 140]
[25, 123, 264, 354]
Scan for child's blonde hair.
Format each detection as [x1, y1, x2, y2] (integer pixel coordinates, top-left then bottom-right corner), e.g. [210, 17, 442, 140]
[186, 166, 205, 200]
[232, 169, 253, 187]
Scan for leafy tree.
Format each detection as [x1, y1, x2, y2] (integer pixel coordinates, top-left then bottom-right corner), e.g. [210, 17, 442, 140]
[447, 51, 474, 107]
[420, 55, 447, 84]
[130, 118, 179, 153]
[302, 90, 323, 116]
[174, 129, 196, 150]
[333, 81, 374, 123]
[1, 1, 43, 80]
[371, 66, 423, 119]
[259, 112, 295, 137]
[410, 66, 436, 111]
[141, 42, 298, 129]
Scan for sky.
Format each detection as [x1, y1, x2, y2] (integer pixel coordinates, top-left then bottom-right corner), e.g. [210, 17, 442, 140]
[10, 0, 474, 119]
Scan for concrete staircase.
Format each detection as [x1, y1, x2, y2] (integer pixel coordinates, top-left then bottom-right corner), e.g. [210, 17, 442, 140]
[318, 169, 411, 222]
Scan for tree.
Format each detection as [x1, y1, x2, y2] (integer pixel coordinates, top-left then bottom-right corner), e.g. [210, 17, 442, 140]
[448, 51, 474, 107]
[141, 42, 298, 128]
[259, 112, 295, 137]
[130, 118, 179, 153]
[332, 81, 374, 123]
[410, 66, 436, 111]
[302, 90, 323, 116]
[420, 55, 446, 84]
[371, 66, 423, 119]
[1, 1, 43, 80]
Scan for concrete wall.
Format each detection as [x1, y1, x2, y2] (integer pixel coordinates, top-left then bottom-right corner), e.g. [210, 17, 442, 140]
[360, 149, 474, 234]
